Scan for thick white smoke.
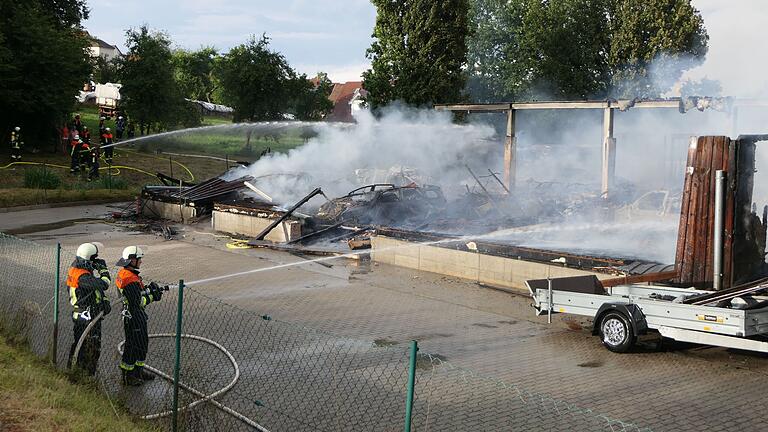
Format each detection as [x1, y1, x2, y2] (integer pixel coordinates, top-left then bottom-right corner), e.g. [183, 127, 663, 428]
[229, 107, 498, 205]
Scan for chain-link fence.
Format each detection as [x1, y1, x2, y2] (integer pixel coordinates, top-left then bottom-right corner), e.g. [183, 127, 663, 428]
[0, 232, 651, 431]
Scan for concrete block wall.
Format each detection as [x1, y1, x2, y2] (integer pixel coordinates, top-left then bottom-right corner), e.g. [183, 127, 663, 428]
[142, 199, 197, 222]
[212, 210, 301, 243]
[372, 236, 612, 292]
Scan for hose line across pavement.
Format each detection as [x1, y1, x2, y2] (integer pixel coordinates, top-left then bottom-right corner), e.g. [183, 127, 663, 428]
[72, 310, 269, 431]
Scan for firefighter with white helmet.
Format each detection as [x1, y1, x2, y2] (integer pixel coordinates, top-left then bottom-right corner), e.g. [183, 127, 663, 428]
[67, 242, 111, 375]
[9, 126, 22, 160]
[115, 246, 165, 385]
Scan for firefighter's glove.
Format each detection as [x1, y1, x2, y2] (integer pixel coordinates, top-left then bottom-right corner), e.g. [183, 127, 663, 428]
[99, 269, 111, 284]
[102, 298, 112, 316]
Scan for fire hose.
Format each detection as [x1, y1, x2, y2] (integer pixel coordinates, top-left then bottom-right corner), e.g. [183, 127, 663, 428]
[71, 292, 269, 431]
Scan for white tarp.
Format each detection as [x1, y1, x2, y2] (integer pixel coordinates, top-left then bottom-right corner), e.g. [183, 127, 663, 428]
[185, 98, 234, 113]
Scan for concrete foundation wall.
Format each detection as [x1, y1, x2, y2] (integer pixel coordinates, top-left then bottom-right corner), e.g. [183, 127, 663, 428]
[372, 236, 613, 291]
[142, 199, 197, 222]
[212, 210, 301, 243]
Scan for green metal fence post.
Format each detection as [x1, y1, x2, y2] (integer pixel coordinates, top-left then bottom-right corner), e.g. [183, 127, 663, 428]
[51, 243, 61, 365]
[404, 340, 418, 432]
[172, 279, 185, 432]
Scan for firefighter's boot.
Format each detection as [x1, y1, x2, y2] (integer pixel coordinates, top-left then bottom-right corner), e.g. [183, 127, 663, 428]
[136, 366, 155, 381]
[121, 368, 143, 386]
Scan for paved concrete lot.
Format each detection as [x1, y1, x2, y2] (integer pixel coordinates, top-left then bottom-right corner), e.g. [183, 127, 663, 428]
[2, 204, 768, 431]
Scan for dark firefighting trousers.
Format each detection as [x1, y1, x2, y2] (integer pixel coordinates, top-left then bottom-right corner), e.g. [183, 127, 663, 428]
[103, 146, 114, 165]
[68, 317, 102, 375]
[122, 315, 149, 369]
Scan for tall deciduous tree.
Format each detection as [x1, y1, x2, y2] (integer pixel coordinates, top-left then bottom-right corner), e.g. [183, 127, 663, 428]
[217, 35, 297, 122]
[290, 72, 334, 121]
[0, 0, 91, 147]
[172, 47, 220, 103]
[121, 26, 189, 133]
[363, 0, 471, 109]
[467, 0, 708, 101]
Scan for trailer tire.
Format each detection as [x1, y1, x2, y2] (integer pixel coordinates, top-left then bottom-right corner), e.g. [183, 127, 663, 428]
[599, 312, 635, 353]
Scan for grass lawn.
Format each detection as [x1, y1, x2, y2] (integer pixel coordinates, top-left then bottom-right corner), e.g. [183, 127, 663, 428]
[0, 336, 157, 432]
[1, 105, 315, 207]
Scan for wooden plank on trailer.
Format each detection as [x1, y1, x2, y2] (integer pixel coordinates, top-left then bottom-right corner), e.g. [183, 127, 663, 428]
[681, 141, 703, 283]
[693, 136, 715, 285]
[675, 137, 698, 282]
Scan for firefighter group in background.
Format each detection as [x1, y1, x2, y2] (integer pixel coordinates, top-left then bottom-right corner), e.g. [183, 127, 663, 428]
[67, 243, 166, 385]
[6, 110, 134, 164]
[62, 112, 127, 180]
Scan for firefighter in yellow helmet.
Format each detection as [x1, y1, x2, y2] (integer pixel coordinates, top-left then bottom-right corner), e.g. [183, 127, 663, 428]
[66, 242, 111, 375]
[115, 246, 165, 385]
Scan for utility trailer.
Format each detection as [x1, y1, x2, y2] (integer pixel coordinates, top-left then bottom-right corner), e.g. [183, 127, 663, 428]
[526, 275, 768, 353]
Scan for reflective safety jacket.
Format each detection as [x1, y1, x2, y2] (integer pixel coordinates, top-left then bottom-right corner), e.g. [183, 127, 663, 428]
[10, 131, 21, 149]
[67, 257, 109, 320]
[116, 267, 156, 322]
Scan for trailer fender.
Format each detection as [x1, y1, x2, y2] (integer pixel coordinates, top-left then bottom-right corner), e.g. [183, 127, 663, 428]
[592, 303, 648, 337]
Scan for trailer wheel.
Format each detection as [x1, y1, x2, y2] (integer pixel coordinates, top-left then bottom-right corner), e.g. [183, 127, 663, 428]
[599, 312, 635, 353]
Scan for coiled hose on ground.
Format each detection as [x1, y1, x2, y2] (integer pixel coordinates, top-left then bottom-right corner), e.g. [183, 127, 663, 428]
[71, 304, 268, 430]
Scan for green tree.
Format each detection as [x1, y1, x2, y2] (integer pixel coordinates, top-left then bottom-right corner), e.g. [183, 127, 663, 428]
[217, 35, 297, 121]
[363, 0, 471, 109]
[0, 0, 91, 148]
[467, 0, 708, 101]
[172, 47, 220, 102]
[609, 0, 708, 97]
[289, 72, 333, 121]
[121, 26, 187, 133]
[92, 55, 122, 84]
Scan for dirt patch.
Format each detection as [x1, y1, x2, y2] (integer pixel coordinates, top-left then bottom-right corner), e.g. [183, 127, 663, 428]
[373, 338, 399, 347]
[4, 218, 102, 235]
[472, 323, 499, 329]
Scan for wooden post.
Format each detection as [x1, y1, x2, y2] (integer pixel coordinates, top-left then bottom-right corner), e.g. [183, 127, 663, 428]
[503, 109, 516, 191]
[601, 107, 616, 199]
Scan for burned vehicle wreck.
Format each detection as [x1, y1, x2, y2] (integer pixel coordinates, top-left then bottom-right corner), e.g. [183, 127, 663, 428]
[316, 183, 446, 226]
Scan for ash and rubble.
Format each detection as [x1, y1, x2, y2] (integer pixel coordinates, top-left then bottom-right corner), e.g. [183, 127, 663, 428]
[141, 159, 681, 268]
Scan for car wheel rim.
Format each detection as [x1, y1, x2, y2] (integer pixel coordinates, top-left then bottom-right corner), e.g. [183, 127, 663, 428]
[603, 318, 626, 346]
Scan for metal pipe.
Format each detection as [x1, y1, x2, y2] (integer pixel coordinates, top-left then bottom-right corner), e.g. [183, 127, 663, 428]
[547, 278, 553, 324]
[714, 170, 726, 290]
[404, 340, 418, 432]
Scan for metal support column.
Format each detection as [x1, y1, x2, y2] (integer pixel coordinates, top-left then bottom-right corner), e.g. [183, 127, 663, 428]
[713, 170, 726, 290]
[172, 279, 185, 432]
[601, 107, 616, 199]
[503, 109, 516, 191]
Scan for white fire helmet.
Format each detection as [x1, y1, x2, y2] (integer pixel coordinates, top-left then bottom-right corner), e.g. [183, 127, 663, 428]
[73, 134, 80, 140]
[122, 246, 144, 260]
[106, 127, 111, 131]
[14, 126, 20, 131]
[76, 242, 103, 260]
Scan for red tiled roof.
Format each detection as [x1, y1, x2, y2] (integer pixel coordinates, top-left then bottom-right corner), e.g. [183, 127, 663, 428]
[329, 81, 363, 104]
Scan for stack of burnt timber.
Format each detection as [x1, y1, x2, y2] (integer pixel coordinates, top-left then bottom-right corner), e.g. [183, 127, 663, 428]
[675, 135, 768, 289]
[141, 175, 253, 221]
[168, 176, 253, 207]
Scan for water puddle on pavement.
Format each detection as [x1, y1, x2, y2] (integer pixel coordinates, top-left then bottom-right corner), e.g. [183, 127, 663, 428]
[4, 217, 102, 235]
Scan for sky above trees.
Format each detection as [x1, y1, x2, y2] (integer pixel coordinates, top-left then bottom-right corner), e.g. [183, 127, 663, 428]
[84, 0, 766, 94]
